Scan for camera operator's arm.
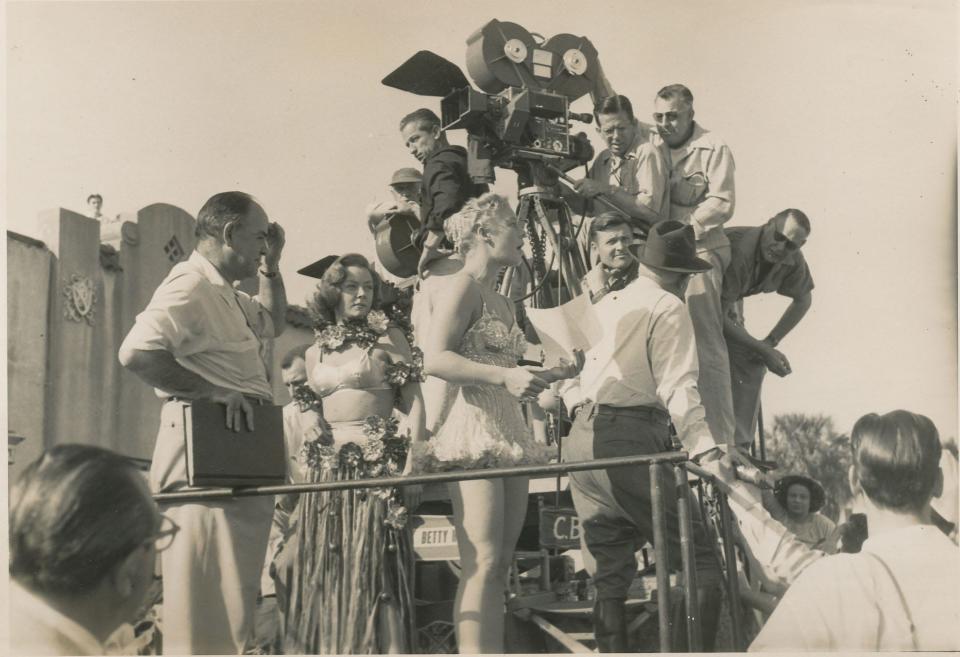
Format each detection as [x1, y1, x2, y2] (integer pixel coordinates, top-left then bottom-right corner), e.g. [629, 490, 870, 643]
[574, 145, 666, 229]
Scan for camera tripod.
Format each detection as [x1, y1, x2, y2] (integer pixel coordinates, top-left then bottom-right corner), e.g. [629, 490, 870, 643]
[499, 162, 591, 309]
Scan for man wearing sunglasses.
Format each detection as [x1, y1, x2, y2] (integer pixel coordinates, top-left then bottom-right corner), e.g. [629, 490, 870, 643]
[9, 444, 176, 655]
[721, 209, 814, 447]
[652, 83, 738, 451]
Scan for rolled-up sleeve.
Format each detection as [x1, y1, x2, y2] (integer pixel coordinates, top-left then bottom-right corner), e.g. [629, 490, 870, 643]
[633, 145, 668, 218]
[119, 274, 209, 358]
[648, 300, 715, 456]
[690, 144, 735, 234]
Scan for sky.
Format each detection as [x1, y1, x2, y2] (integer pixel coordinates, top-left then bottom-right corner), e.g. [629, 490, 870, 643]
[5, 0, 957, 438]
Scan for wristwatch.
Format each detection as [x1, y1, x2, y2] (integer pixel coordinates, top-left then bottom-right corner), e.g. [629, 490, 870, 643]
[259, 268, 280, 278]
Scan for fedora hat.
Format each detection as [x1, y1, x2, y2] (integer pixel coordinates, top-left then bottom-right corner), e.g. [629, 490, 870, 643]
[389, 168, 422, 186]
[774, 474, 826, 514]
[297, 254, 339, 279]
[636, 220, 712, 273]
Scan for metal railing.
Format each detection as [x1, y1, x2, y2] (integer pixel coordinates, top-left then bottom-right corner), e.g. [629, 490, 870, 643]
[154, 452, 713, 652]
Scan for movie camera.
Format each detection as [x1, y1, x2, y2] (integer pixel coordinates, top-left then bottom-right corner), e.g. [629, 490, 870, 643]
[383, 19, 607, 186]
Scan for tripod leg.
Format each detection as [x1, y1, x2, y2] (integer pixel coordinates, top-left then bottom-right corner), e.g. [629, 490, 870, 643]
[531, 196, 582, 298]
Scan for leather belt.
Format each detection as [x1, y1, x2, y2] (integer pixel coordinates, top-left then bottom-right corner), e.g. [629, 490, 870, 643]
[164, 395, 269, 406]
[574, 401, 670, 426]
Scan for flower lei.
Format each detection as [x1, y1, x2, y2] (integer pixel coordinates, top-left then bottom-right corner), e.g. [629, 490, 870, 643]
[291, 382, 322, 414]
[314, 309, 390, 351]
[298, 415, 411, 529]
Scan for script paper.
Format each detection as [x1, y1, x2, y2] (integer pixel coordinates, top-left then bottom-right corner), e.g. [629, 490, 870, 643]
[526, 294, 603, 367]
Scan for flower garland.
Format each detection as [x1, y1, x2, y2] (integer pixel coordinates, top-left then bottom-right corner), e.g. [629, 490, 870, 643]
[384, 347, 425, 388]
[291, 382, 322, 414]
[314, 309, 390, 351]
[298, 415, 410, 529]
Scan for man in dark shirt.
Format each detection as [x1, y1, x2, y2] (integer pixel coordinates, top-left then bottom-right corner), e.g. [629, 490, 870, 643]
[399, 108, 488, 275]
[722, 208, 814, 446]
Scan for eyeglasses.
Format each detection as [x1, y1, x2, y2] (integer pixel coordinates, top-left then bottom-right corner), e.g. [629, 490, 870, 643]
[773, 230, 803, 251]
[652, 111, 680, 122]
[146, 514, 180, 552]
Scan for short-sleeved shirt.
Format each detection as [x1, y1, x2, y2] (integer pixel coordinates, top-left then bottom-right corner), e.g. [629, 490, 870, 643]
[722, 225, 815, 312]
[652, 122, 735, 249]
[588, 125, 669, 222]
[119, 251, 275, 400]
[780, 513, 837, 550]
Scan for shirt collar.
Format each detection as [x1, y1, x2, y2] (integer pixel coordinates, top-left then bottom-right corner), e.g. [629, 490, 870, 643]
[187, 251, 236, 292]
[664, 122, 712, 160]
[11, 582, 105, 655]
[862, 523, 943, 552]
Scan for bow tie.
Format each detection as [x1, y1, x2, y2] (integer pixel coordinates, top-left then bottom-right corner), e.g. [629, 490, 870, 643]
[589, 262, 639, 303]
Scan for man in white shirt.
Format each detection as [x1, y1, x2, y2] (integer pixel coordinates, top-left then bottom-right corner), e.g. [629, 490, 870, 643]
[118, 191, 287, 654]
[563, 220, 736, 651]
[751, 410, 960, 651]
[9, 445, 171, 656]
[652, 84, 737, 448]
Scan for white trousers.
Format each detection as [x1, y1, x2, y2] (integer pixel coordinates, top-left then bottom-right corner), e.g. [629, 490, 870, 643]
[151, 401, 273, 655]
[685, 244, 736, 446]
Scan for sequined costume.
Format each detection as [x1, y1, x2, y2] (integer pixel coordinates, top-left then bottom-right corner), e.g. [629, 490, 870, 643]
[421, 286, 551, 471]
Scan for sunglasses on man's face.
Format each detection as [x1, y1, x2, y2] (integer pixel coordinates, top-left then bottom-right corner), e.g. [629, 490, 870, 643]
[773, 230, 802, 251]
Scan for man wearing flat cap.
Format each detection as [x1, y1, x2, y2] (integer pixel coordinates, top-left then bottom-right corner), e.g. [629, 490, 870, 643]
[563, 221, 745, 652]
[366, 167, 423, 235]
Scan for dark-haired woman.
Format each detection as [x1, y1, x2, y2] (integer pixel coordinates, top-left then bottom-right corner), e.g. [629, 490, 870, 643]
[770, 473, 838, 552]
[277, 253, 425, 654]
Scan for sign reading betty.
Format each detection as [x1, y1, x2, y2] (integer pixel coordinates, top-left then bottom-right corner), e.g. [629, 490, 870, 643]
[411, 515, 460, 562]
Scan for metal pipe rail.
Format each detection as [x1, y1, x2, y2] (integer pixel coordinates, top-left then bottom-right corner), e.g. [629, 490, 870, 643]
[153, 451, 689, 503]
[153, 451, 713, 652]
[685, 460, 747, 650]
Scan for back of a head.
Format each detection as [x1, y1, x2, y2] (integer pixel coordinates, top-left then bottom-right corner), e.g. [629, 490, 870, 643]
[443, 192, 512, 255]
[851, 410, 942, 512]
[10, 444, 156, 596]
[195, 191, 256, 241]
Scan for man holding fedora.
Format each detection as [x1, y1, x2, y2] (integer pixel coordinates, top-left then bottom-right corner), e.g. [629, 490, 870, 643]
[564, 220, 744, 652]
[366, 167, 423, 235]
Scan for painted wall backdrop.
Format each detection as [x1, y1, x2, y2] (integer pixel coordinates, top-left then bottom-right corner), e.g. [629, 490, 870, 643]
[6, 0, 957, 439]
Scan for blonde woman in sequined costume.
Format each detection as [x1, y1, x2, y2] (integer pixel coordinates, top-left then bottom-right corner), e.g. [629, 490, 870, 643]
[422, 194, 583, 653]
